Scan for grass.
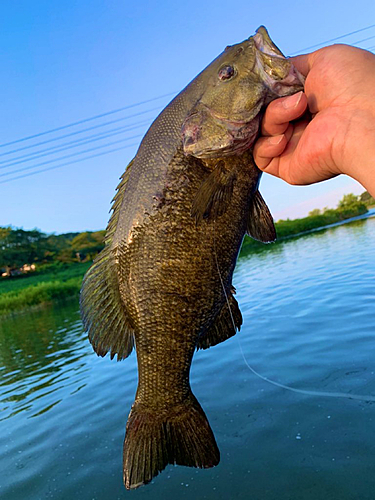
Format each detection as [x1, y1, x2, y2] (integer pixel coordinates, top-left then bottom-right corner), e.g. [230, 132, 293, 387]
[240, 205, 369, 256]
[0, 204, 371, 316]
[0, 278, 83, 316]
[0, 262, 91, 294]
[0, 262, 92, 317]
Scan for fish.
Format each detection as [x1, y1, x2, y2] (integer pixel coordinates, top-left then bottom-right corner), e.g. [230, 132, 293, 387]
[80, 26, 304, 489]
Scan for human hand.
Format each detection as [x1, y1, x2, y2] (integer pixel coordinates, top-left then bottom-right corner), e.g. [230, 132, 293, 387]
[253, 44, 375, 196]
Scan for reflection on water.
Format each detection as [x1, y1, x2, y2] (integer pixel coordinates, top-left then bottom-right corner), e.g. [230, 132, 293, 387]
[0, 299, 90, 420]
[0, 215, 374, 500]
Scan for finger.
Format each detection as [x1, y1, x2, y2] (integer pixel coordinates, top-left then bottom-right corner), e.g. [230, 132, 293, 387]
[254, 124, 294, 170]
[260, 120, 309, 182]
[290, 53, 315, 76]
[261, 91, 307, 136]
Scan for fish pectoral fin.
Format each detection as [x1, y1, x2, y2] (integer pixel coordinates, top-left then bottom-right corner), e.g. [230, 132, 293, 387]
[80, 245, 135, 361]
[191, 161, 236, 224]
[197, 291, 242, 350]
[246, 190, 276, 243]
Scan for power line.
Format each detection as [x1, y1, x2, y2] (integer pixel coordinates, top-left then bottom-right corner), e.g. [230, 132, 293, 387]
[351, 34, 375, 46]
[290, 23, 375, 54]
[0, 105, 161, 159]
[3, 24, 375, 187]
[0, 119, 150, 169]
[0, 136, 143, 178]
[0, 143, 139, 185]
[0, 91, 176, 149]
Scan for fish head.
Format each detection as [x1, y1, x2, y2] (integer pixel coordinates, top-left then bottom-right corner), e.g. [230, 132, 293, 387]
[182, 26, 305, 158]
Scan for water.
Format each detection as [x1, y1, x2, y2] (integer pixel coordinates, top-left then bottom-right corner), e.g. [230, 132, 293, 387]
[1, 215, 375, 500]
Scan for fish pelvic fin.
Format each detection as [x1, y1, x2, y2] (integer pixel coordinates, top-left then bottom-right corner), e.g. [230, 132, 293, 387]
[247, 190, 276, 243]
[123, 395, 220, 489]
[197, 289, 242, 350]
[191, 160, 236, 224]
[80, 245, 135, 361]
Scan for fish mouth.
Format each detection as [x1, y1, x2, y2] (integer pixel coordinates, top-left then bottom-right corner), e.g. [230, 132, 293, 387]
[253, 26, 305, 96]
[253, 26, 286, 58]
[182, 27, 305, 159]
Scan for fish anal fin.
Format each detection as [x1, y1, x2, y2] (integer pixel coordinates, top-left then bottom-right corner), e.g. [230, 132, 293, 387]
[80, 245, 134, 361]
[191, 161, 236, 224]
[197, 292, 242, 350]
[247, 190, 276, 243]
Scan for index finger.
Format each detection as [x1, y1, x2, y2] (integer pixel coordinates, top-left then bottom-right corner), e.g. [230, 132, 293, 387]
[290, 52, 315, 76]
[261, 91, 307, 136]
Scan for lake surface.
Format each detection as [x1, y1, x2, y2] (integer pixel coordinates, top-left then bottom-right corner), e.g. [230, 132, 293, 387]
[1, 214, 375, 500]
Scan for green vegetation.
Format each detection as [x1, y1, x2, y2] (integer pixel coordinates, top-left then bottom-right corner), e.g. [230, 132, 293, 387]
[0, 262, 92, 294]
[0, 191, 373, 316]
[359, 190, 375, 207]
[0, 228, 104, 276]
[0, 278, 82, 316]
[0, 262, 92, 316]
[240, 192, 369, 255]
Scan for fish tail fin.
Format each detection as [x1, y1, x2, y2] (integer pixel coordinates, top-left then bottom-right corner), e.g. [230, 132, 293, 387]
[123, 395, 220, 489]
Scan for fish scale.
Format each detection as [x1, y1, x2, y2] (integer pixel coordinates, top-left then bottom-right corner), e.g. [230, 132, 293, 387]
[80, 26, 304, 489]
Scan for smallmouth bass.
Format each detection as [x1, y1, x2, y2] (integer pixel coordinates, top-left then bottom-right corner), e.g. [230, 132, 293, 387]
[80, 26, 304, 489]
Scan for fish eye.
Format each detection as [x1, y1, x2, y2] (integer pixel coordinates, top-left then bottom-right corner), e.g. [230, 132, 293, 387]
[218, 65, 235, 81]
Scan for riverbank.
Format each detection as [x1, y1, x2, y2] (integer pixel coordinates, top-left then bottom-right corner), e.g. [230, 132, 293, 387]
[1, 206, 374, 317]
[0, 262, 91, 316]
[240, 206, 373, 256]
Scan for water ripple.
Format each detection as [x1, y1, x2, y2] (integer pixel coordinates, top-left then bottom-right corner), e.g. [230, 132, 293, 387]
[0, 217, 374, 499]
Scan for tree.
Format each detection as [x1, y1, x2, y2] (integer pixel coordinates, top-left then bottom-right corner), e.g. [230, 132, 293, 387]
[69, 230, 105, 261]
[338, 193, 360, 209]
[0, 227, 49, 271]
[359, 191, 375, 207]
[308, 208, 321, 216]
[336, 193, 367, 219]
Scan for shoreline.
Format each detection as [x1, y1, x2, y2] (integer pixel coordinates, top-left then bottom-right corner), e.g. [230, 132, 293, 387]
[1, 208, 374, 318]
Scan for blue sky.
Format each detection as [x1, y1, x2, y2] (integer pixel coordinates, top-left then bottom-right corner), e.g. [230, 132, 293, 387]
[1, 0, 374, 234]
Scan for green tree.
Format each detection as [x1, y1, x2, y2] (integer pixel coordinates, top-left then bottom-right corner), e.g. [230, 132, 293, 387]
[308, 208, 321, 216]
[0, 227, 49, 271]
[70, 230, 105, 261]
[359, 191, 375, 207]
[338, 193, 360, 209]
[336, 193, 367, 219]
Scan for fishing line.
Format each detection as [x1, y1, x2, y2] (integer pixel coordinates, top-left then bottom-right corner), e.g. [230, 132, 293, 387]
[212, 222, 375, 403]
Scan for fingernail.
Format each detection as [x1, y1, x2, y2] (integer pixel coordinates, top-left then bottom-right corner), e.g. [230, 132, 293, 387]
[282, 91, 303, 109]
[268, 134, 284, 145]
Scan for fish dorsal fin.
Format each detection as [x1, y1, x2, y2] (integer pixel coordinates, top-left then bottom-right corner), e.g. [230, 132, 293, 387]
[105, 158, 134, 245]
[197, 290, 242, 350]
[247, 190, 276, 243]
[191, 161, 236, 224]
[80, 159, 135, 361]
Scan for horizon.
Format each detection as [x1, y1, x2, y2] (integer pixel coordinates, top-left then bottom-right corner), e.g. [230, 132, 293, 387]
[2, 187, 370, 236]
[1, 1, 374, 233]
